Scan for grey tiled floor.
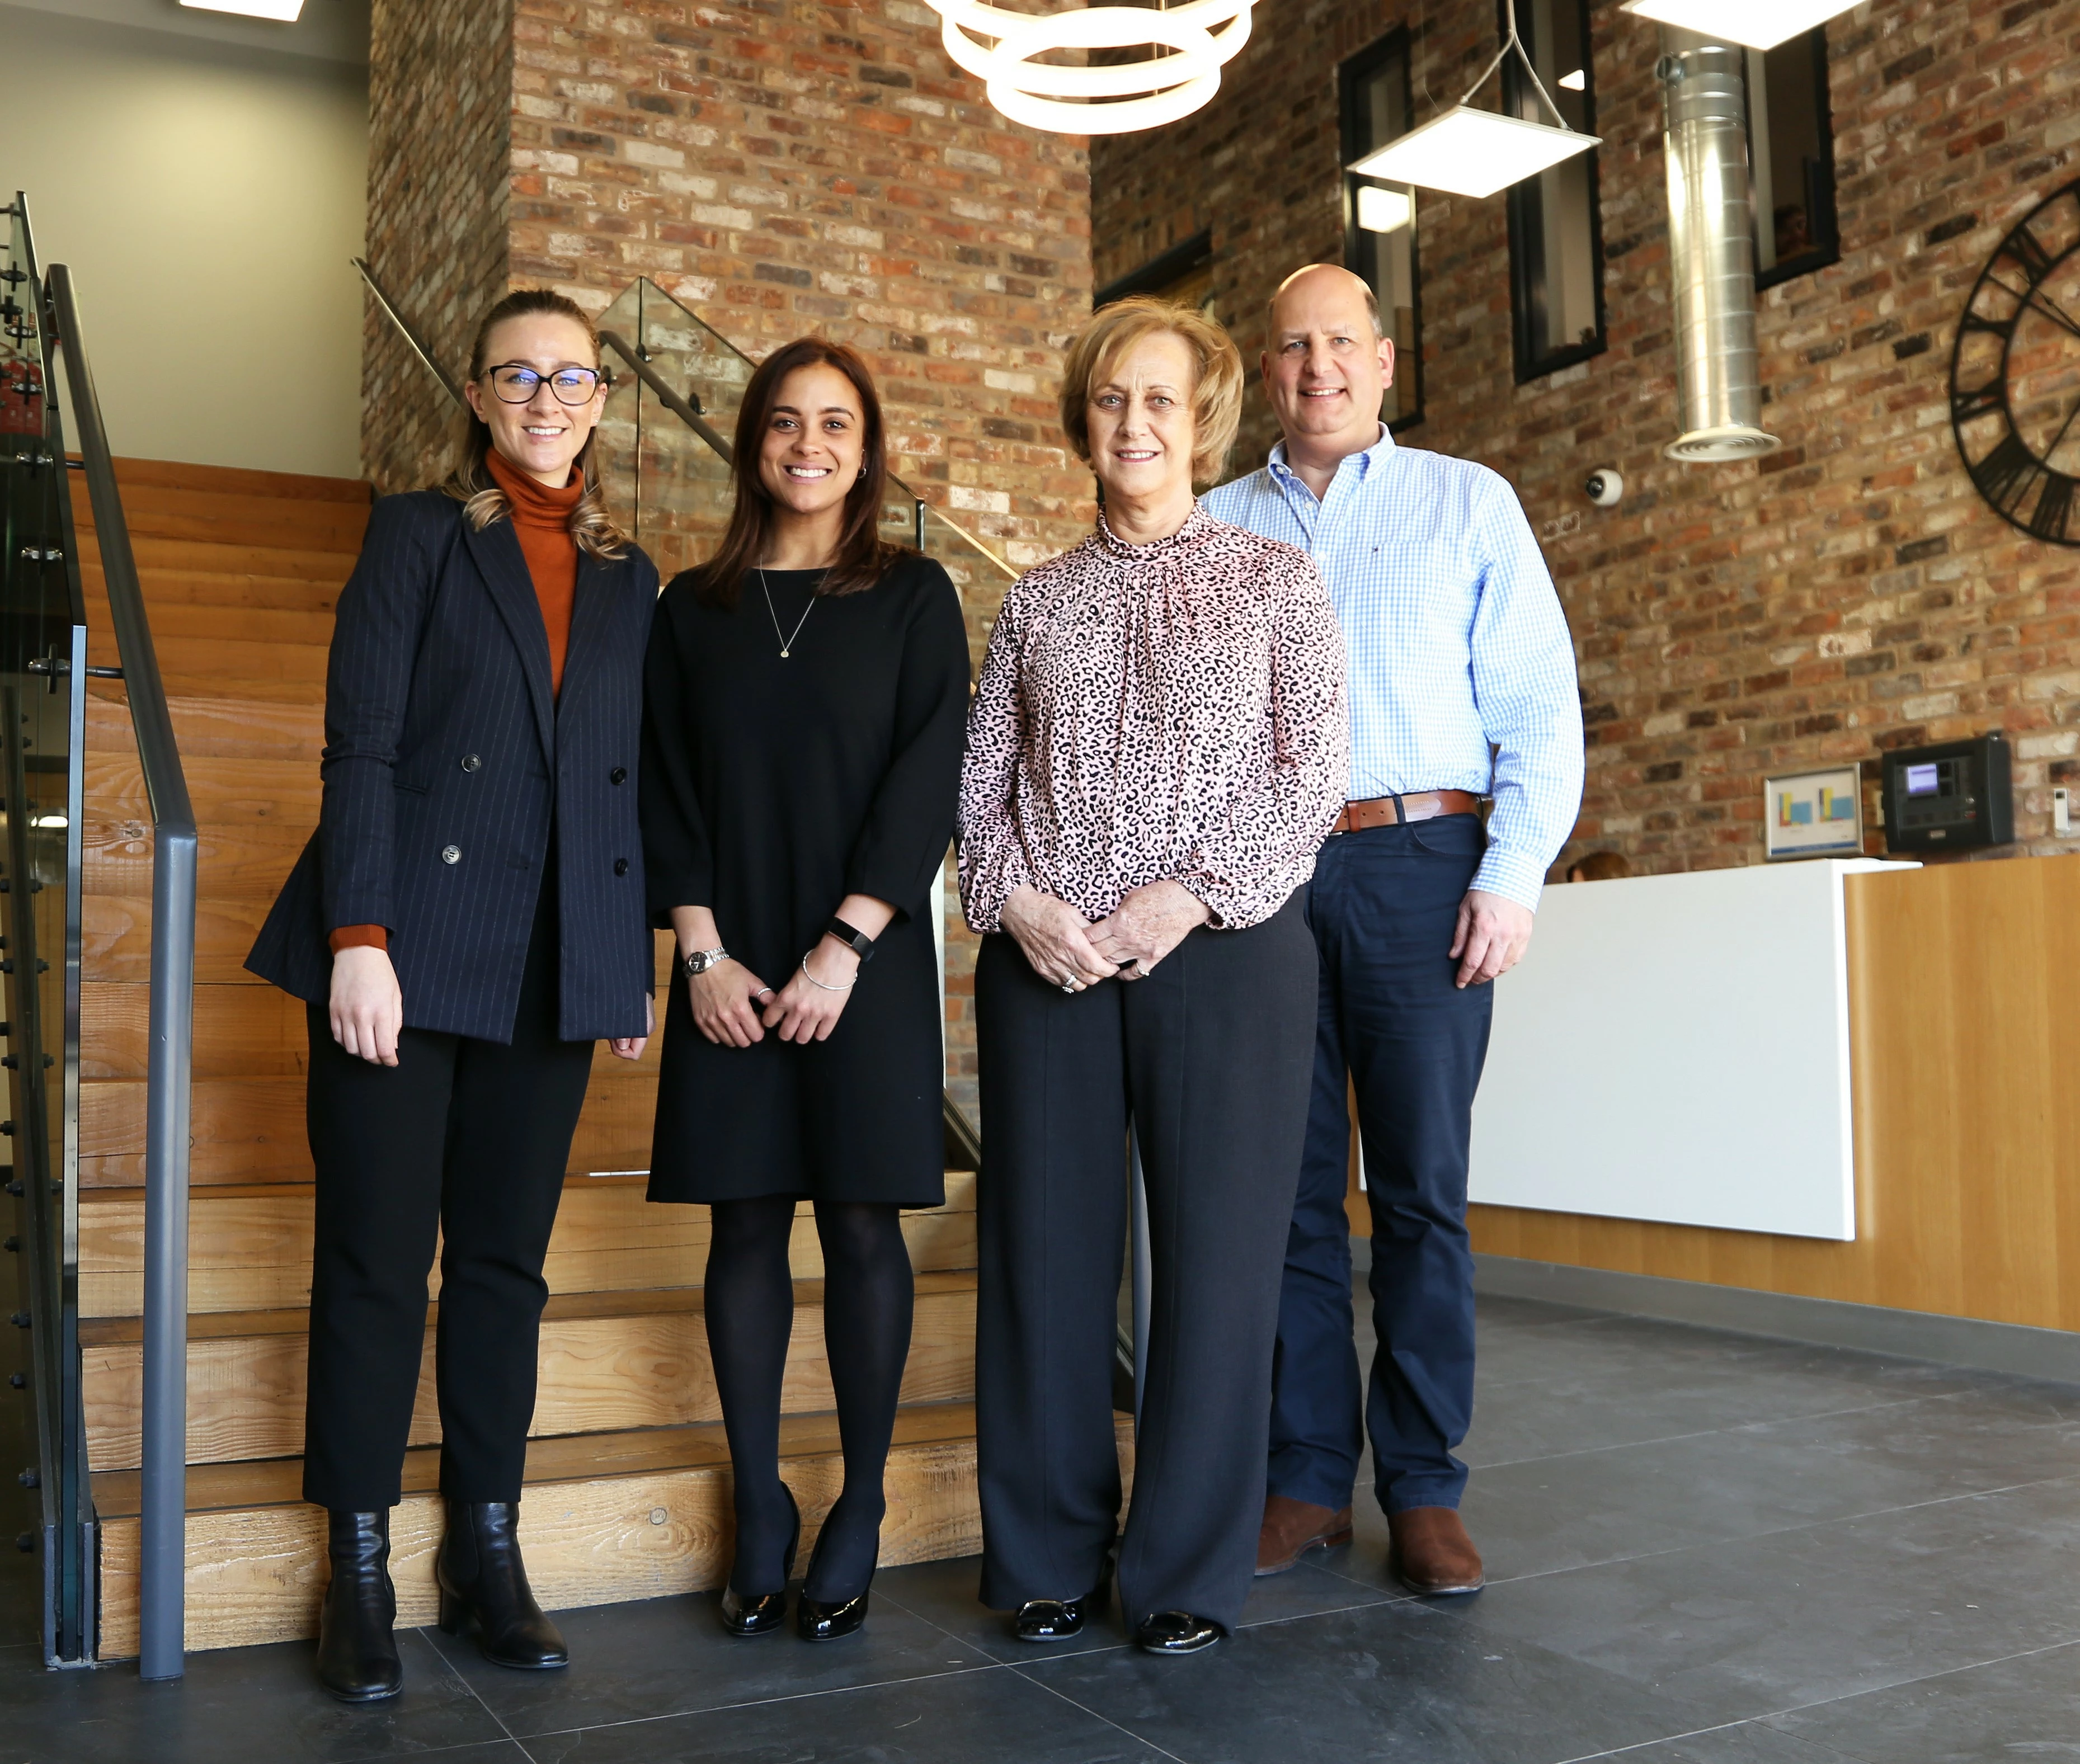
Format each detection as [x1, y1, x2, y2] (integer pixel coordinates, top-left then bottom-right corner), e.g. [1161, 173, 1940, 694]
[5, 1284, 2080, 1762]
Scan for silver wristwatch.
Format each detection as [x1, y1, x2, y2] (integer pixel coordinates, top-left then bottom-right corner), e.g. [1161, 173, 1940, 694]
[683, 946, 730, 977]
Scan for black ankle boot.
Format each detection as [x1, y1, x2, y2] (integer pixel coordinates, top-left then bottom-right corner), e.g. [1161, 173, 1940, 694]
[315, 1510, 402, 1701]
[435, 1500, 568, 1669]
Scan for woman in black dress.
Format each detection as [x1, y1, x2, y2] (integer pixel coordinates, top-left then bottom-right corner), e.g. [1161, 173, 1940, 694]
[641, 338, 969, 1642]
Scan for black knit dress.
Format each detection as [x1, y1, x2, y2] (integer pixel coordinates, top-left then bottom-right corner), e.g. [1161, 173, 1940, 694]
[639, 553, 969, 1207]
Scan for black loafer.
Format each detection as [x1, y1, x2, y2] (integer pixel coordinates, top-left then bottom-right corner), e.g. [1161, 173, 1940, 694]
[721, 1488, 802, 1637]
[1015, 1561, 1112, 1642]
[796, 1590, 869, 1642]
[1134, 1610, 1224, 1655]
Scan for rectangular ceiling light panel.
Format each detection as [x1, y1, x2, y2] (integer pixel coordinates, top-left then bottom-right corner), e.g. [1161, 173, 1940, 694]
[1618, 0, 1856, 51]
[1348, 106, 1599, 201]
[181, 0, 306, 20]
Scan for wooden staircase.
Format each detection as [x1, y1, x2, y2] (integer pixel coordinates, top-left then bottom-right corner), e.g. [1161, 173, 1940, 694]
[70, 460, 1022, 1657]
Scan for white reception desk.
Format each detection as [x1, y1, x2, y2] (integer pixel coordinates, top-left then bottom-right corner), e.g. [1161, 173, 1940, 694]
[1464, 858, 1915, 1242]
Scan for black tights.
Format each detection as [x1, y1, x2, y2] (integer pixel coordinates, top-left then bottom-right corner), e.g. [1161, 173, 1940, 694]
[705, 1196, 914, 1602]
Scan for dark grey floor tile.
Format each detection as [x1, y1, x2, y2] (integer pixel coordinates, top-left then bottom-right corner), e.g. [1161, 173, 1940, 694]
[1471, 1294, 1618, 1334]
[1592, 1721, 1863, 1761]
[1435, 1478, 2080, 1728]
[421, 1587, 999, 1735]
[519, 1663, 1171, 1762]
[1769, 1640, 2080, 1763]
[1020, 1597, 1717, 1764]
[0, 1626, 503, 1764]
[1444, 1390, 2080, 1583]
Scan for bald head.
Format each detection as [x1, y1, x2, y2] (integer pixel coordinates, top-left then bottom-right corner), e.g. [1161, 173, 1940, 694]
[1259, 263, 1396, 483]
[1266, 263, 1382, 342]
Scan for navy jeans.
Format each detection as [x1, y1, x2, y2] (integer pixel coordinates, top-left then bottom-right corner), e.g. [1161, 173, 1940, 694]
[1268, 815, 1492, 1516]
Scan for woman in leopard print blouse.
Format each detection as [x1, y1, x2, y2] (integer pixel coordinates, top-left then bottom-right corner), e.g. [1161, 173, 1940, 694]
[958, 297, 1347, 1657]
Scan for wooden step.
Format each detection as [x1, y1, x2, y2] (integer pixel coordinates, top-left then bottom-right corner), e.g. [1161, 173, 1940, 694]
[82, 598, 337, 650]
[84, 630, 330, 690]
[84, 564, 344, 617]
[84, 892, 275, 984]
[77, 480, 371, 554]
[78, 1171, 980, 1315]
[88, 694, 326, 766]
[95, 1400, 1133, 1658]
[78, 1060, 660, 1187]
[107, 456, 374, 507]
[111, 534, 359, 589]
[82, 983, 309, 1082]
[79, 1272, 980, 1469]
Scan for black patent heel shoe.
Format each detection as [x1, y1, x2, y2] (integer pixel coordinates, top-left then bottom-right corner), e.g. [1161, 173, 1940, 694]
[795, 1511, 874, 1642]
[315, 1509, 403, 1701]
[1014, 1556, 1112, 1643]
[720, 1485, 801, 1637]
[435, 1499, 568, 1669]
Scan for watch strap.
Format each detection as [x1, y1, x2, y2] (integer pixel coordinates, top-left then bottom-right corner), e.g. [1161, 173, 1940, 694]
[825, 916, 877, 963]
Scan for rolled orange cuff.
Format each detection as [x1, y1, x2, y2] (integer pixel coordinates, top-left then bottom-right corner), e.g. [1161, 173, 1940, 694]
[329, 925, 389, 953]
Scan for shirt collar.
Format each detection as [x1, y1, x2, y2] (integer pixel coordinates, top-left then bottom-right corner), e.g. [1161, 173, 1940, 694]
[1095, 499, 1218, 559]
[1266, 422, 1395, 489]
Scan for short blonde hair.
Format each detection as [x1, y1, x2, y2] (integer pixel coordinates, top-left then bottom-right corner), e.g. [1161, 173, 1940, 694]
[1059, 296, 1244, 488]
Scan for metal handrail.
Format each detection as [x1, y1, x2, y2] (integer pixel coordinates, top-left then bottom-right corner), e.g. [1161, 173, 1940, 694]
[596, 331, 736, 464]
[45, 265, 198, 1682]
[350, 256, 466, 407]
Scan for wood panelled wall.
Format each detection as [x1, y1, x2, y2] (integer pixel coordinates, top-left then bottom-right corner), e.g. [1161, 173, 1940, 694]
[1362, 857, 2080, 1331]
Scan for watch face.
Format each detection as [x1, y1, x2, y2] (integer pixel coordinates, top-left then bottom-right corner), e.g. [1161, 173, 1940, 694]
[1949, 178, 2080, 548]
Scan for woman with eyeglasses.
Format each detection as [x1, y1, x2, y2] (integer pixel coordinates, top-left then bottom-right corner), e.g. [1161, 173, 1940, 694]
[250, 289, 658, 1702]
[640, 338, 968, 1643]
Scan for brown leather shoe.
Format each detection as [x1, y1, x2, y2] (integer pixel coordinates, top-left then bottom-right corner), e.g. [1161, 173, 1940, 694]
[1254, 1494, 1354, 1577]
[1387, 1506, 1484, 1595]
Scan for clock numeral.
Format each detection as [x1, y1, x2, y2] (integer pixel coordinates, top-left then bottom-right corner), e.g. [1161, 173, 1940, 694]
[2029, 472, 2076, 544]
[1973, 432, 2044, 516]
[1950, 380, 2005, 425]
[2002, 220, 2055, 282]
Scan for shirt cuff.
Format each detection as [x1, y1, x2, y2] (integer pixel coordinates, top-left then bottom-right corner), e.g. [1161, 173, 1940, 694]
[329, 924, 389, 954]
[1470, 846, 1546, 913]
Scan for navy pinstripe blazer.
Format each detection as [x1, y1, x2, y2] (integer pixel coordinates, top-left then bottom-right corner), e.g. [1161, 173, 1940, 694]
[247, 489, 658, 1043]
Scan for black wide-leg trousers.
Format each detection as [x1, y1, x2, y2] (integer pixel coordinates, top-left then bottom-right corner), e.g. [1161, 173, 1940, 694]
[300, 883, 596, 1511]
[975, 890, 1317, 1633]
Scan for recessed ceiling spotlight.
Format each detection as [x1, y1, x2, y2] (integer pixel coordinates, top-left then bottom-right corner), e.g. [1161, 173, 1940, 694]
[1620, 0, 1857, 52]
[181, 0, 306, 20]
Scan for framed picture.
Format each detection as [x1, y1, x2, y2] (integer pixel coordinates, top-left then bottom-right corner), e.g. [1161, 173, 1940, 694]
[1763, 764, 1864, 861]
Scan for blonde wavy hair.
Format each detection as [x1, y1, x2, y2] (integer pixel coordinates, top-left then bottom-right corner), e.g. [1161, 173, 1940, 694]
[441, 288, 630, 560]
[1058, 296, 1244, 488]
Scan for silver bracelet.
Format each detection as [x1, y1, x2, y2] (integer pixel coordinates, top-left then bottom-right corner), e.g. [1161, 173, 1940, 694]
[799, 954, 855, 993]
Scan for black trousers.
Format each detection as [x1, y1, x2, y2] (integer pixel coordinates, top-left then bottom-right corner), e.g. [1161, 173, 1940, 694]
[301, 883, 596, 1510]
[974, 891, 1317, 1632]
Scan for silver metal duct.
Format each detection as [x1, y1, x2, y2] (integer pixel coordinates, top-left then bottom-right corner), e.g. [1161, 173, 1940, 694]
[1657, 33, 1779, 463]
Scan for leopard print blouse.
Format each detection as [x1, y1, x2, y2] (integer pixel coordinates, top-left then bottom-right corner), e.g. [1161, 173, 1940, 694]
[959, 503, 1348, 934]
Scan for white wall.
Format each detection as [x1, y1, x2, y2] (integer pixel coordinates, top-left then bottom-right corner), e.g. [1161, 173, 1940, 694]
[0, 3, 369, 478]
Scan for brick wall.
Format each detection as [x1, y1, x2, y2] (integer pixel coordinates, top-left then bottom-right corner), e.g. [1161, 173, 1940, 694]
[1093, 0, 2080, 876]
[365, 0, 1102, 1116]
[363, 0, 516, 492]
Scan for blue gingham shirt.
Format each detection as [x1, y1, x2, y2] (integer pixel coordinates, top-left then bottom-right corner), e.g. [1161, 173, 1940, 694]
[1202, 426, 1583, 909]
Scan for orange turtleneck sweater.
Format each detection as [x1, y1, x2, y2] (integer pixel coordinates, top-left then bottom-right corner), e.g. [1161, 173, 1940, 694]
[330, 451, 582, 955]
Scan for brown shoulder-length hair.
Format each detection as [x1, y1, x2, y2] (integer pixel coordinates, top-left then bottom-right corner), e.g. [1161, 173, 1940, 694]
[689, 336, 904, 606]
[440, 287, 630, 560]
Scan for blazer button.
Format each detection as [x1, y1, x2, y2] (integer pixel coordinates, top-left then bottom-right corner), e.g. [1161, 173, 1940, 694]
[442, 845, 462, 865]
[610, 766, 627, 785]
[614, 857, 629, 876]
[461, 754, 482, 772]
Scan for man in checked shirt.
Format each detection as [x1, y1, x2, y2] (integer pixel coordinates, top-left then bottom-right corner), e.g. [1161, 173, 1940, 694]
[1201, 264, 1584, 1596]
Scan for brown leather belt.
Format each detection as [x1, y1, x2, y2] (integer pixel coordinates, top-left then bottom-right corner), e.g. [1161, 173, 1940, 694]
[1331, 791, 1482, 835]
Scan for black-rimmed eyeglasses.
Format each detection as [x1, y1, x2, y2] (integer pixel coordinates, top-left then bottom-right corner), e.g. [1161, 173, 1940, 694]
[484, 363, 609, 405]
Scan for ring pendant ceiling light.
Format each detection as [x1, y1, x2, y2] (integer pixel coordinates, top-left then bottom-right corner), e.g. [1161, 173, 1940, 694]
[1347, 0, 1599, 197]
[923, 0, 1254, 135]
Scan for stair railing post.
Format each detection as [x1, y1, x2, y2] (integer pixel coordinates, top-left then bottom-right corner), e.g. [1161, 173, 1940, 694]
[138, 820, 195, 1681]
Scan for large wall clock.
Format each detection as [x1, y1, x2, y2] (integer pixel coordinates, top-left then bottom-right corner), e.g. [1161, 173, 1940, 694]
[1949, 178, 2080, 548]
